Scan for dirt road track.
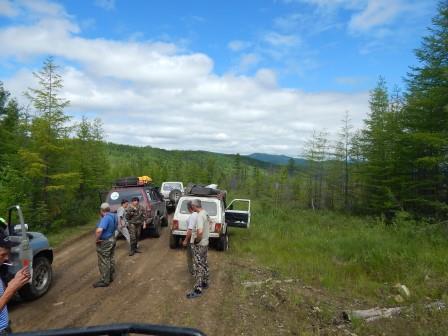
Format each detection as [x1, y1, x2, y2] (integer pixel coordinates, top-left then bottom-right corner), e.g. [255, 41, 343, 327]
[10, 226, 236, 335]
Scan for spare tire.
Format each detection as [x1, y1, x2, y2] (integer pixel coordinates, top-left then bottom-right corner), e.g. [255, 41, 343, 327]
[169, 189, 182, 203]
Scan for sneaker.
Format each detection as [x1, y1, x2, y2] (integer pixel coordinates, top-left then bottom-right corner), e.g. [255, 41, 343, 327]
[186, 289, 202, 299]
[93, 281, 109, 288]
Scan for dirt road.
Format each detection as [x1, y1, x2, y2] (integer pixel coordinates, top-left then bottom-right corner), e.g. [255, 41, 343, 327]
[10, 225, 239, 335]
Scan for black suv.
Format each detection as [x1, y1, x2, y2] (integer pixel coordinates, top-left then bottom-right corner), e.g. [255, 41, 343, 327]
[104, 177, 168, 237]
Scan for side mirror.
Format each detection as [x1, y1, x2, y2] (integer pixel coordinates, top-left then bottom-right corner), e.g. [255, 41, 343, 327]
[14, 224, 29, 232]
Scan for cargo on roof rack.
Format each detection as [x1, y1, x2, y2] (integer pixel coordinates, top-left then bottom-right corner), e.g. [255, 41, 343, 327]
[184, 184, 227, 200]
[115, 176, 153, 187]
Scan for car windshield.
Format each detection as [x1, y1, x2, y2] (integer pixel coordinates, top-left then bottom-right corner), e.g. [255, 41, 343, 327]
[179, 199, 217, 216]
[162, 183, 182, 191]
[107, 189, 143, 205]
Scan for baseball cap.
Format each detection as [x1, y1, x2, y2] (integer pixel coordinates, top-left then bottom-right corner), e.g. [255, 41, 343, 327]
[0, 234, 19, 249]
[100, 202, 110, 210]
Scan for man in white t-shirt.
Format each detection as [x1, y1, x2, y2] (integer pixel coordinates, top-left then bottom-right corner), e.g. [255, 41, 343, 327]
[186, 199, 210, 299]
[182, 201, 197, 275]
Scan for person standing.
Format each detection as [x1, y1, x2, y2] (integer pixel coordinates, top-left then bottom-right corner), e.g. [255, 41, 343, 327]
[126, 196, 145, 256]
[116, 199, 131, 252]
[0, 235, 31, 334]
[93, 202, 117, 288]
[186, 199, 210, 299]
[182, 201, 198, 275]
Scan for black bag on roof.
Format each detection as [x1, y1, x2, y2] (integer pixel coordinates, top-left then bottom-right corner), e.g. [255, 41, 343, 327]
[115, 176, 139, 187]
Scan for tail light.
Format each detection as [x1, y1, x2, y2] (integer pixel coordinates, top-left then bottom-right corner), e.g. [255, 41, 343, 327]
[214, 223, 222, 233]
[172, 219, 179, 230]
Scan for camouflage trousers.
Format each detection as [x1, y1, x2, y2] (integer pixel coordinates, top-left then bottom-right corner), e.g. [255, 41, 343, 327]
[128, 223, 142, 251]
[191, 244, 209, 292]
[96, 237, 116, 284]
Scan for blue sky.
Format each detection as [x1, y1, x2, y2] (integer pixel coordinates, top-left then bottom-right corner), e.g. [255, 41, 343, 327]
[0, 0, 439, 155]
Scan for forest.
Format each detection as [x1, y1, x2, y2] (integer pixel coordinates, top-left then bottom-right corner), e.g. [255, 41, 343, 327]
[0, 2, 447, 232]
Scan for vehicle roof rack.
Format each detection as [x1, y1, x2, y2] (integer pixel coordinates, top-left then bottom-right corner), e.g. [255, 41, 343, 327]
[114, 176, 153, 188]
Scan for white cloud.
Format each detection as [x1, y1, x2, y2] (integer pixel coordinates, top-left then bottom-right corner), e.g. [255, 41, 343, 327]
[0, 0, 370, 156]
[348, 0, 403, 32]
[20, 0, 68, 17]
[0, 0, 18, 17]
[236, 53, 260, 72]
[263, 31, 300, 47]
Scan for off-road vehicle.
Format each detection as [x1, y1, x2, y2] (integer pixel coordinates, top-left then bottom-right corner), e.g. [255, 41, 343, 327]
[170, 184, 250, 251]
[104, 176, 168, 237]
[0, 205, 53, 300]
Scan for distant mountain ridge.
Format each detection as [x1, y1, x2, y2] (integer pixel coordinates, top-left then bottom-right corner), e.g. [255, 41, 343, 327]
[247, 153, 307, 166]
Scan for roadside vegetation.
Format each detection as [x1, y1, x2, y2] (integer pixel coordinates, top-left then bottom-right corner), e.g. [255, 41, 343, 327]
[228, 201, 448, 335]
[232, 201, 448, 304]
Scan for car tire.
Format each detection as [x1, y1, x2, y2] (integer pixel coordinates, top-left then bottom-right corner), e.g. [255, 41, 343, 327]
[169, 233, 179, 249]
[19, 256, 52, 300]
[215, 233, 229, 251]
[150, 215, 161, 238]
[161, 214, 168, 227]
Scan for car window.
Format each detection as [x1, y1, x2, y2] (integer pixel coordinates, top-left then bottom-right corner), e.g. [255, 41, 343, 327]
[150, 190, 160, 201]
[162, 183, 182, 191]
[179, 199, 217, 216]
[108, 189, 143, 205]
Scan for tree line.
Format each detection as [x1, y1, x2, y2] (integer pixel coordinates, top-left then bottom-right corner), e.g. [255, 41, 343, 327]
[277, 2, 448, 220]
[0, 2, 446, 230]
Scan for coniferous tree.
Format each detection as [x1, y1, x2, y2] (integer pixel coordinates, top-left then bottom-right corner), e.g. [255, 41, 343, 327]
[22, 57, 74, 225]
[400, 1, 448, 217]
[359, 78, 400, 215]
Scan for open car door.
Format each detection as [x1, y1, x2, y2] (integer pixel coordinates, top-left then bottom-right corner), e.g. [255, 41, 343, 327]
[225, 199, 251, 229]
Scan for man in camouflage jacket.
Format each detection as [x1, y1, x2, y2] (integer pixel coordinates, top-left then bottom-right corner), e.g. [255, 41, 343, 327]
[125, 196, 146, 256]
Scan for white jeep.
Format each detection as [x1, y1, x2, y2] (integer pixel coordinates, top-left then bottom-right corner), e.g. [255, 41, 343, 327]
[169, 186, 250, 251]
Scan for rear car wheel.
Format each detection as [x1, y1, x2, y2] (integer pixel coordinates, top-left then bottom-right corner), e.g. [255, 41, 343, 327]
[161, 214, 168, 227]
[19, 256, 52, 300]
[215, 233, 229, 251]
[150, 216, 161, 238]
[169, 233, 179, 249]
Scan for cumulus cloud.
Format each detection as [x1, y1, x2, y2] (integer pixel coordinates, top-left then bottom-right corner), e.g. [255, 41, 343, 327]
[0, 0, 370, 156]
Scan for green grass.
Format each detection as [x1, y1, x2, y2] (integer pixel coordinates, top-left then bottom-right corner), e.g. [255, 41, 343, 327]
[230, 201, 448, 304]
